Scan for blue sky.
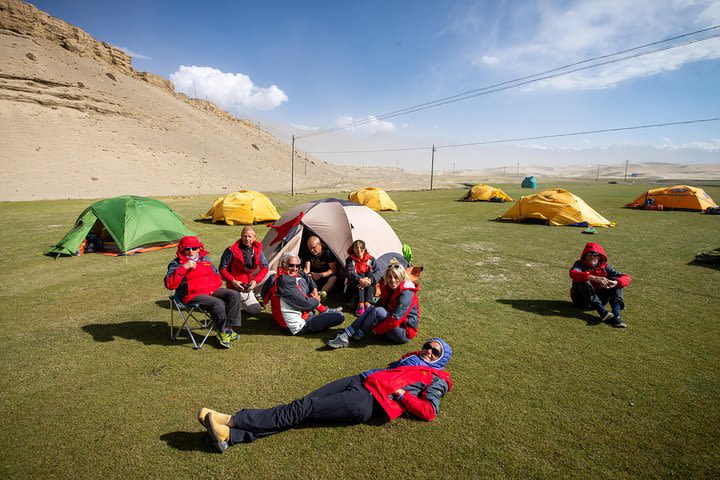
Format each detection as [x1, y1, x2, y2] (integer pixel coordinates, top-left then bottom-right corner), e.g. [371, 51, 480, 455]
[29, 0, 720, 168]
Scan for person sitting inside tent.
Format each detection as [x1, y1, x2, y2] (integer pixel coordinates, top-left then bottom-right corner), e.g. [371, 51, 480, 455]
[328, 259, 419, 348]
[569, 242, 632, 328]
[265, 253, 344, 335]
[198, 338, 452, 452]
[303, 236, 338, 301]
[345, 240, 378, 316]
[164, 236, 242, 348]
[218, 227, 268, 316]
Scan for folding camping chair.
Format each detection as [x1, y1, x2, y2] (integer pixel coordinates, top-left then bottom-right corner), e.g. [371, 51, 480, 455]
[169, 292, 215, 349]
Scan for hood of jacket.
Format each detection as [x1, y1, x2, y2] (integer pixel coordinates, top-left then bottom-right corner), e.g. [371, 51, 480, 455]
[176, 236, 209, 262]
[580, 242, 607, 266]
[393, 337, 452, 370]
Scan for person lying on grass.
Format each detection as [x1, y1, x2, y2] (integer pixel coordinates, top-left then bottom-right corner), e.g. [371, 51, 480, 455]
[263, 253, 343, 335]
[327, 259, 419, 348]
[344, 239, 378, 316]
[569, 242, 632, 328]
[164, 236, 241, 348]
[198, 338, 452, 452]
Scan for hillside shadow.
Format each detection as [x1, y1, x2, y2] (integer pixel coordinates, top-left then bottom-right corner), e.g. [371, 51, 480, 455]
[496, 299, 601, 326]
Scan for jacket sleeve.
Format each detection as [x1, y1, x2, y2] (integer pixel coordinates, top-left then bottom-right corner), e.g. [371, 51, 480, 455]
[373, 291, 414, 334]
[605, 264, 631, 287]
[569, 261, 591, 282]
[164, 258, 187, 290]
[369, 258, 378, 284]
[218, 248, 235, 282]
[252, 252, 270, 283]
[345, 258, 360, 283]
[398, 377, 449, 421]
[277, 275, 320, 311]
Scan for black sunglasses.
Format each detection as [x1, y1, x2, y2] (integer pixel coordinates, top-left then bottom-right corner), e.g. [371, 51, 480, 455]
[287, 263, 301, 268]
[422, 342, 442, 357]
[183, 247, 200, 252]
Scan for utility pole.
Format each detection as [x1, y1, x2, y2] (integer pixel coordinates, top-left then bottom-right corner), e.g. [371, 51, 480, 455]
[624, 160, 629, 182]
[516, 162, 519, 179]
[596, 165, 600, 181]
[430, 145, 436, 191]
[503, 166, 506, 177]
[291, 135, 295, 196]
[304, 154, 307, 175]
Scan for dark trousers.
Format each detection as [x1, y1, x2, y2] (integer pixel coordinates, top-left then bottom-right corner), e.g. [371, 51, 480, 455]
[229, 375, 379, 444]
[188, 288, 242, 331]
[350, 279, 374, 305]
[571, 282, 625, 314]
[347, 307, 410, 344]
[298, 310, 345, 334]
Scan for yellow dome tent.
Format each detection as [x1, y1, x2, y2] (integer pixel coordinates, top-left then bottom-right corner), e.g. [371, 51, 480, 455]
[201, 190, 280, 225]
[349, 187, 398, 211]
[625, 185, 717, 211]
[461, 184, 513, 203]
[499, 188, 615, 227]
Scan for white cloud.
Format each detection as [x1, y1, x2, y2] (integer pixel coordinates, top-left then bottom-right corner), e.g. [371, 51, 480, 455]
[657, 138, 720, 151]
[116, 46, 151, 60]
[169, 65, 288, 111]
[481, 55, 498, 65]
[335, 115, 396, 135]
[467, 0, 720, 90]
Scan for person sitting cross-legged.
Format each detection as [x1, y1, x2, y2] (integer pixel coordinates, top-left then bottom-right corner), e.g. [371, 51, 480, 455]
[198, 338, 453, 452]
[328, 259, 419, 348]
[344, 239, 378, 316]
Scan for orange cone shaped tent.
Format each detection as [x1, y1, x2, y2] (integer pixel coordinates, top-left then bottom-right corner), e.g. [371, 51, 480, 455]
[348, 187, 398, 211]
[461, 184, 513, 202]
[201, 190, 280, 225]
[625, 185, 717, 211]
[499, 188, 614, 227]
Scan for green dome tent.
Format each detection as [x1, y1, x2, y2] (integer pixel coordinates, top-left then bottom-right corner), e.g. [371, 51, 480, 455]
[47, 195, 195, 257]
[521, 176, 537, 188]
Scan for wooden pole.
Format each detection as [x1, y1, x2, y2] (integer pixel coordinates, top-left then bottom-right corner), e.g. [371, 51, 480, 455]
[430, 145, 436, 191]
[291, 135, 295, 196]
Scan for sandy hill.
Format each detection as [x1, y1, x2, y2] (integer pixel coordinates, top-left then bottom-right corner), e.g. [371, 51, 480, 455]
[0, 0, 351, 201]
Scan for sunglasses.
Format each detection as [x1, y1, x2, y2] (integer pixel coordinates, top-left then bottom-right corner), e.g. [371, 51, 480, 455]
[183, 247, 200, 252]
[422, 342, 442, 357]
[388, 264, 403, 270]
[287, 263, 301, 268]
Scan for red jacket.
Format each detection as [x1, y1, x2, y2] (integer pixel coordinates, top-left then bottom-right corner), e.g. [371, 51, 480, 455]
[372, 279, 420, 339]
[219, 240, 268, 285]
[164, 236, 222, 303]
[569, 242, 631, 291]
[363, 366, 452, 421]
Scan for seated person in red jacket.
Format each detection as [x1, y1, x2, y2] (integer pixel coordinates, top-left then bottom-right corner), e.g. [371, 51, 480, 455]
[264, 253, 344, 335]
[164, 236, 242, 348]
[218, 227, 268, 316]
[345, 239, 378, 316]
[327, 259, 419, 348]
[198, 337, 452, 452]
[569, 242, 632, 328]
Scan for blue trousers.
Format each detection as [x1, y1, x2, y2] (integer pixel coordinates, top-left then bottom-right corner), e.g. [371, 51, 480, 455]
[346, 306, 410, 344]
[228, 375, 379, 444]
[298, 310, 344, 334]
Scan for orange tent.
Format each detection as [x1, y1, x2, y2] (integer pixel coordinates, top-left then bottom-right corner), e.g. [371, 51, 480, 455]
[626, 185, 717, 212]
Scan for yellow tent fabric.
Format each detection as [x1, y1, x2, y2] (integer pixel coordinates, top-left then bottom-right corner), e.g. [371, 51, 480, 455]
[625, 185, 717, 211]
[349, 187, 398, 211]
[201, 190, 280, 225]
[499, 188, 615, 227]
[461, 184, 513, 202]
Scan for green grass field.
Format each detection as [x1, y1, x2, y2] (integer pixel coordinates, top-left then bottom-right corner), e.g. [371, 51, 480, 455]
[1, 182, 719, 479]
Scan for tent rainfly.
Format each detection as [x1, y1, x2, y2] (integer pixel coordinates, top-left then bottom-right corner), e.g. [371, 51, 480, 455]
[521, 176, 537, 188]
[261, 198, 402, 272]
[625, 185, 717, 212]
[47, 195, 194, 256]
[201, 190, 280, 225]
[348, 187, 398, 211]
[499, 188, 615, 227]
[461, 184, 513, 203]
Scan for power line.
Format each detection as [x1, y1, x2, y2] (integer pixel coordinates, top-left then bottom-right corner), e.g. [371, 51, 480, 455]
[307, 116, 720, 154]
[298, 25, 720, 139]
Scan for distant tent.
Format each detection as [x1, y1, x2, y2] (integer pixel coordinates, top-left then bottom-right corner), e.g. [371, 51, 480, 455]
[521, 176, 537, 188]
[625, 185, 717, 212]
[348, 187, 398, 211]
[261, 198, 402, 272]
[461, 184, 513, 203]
[499, 188, 615, 227]
[201, 190, 280, 225]
[47, 195, 194, 256]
